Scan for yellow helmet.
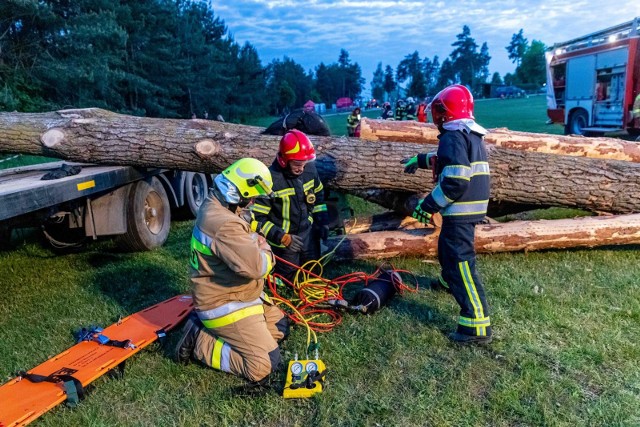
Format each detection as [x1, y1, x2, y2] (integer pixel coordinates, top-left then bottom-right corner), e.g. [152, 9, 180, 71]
[222, 158, 273, 199]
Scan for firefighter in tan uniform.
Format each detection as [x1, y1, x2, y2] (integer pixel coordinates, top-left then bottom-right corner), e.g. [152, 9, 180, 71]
[174, 158, 289, 385]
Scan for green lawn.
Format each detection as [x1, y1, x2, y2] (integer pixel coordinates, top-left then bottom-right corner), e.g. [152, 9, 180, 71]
[1, 97, 640, 426]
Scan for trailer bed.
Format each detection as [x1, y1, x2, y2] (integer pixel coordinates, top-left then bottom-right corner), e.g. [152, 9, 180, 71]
[0, 162, 159, 221]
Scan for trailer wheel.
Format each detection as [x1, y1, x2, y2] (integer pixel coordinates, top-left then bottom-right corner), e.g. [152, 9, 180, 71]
[565, 109, 588, 136]
[183, 172, 208, 218]
[117, 177, 171, 251]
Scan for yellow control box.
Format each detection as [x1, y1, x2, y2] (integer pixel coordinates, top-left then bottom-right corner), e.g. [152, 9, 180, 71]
[282, 359, 326, 399]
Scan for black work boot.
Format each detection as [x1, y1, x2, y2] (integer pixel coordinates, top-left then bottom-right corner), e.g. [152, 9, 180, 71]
[428, 277, 452, 294]
[174, 315, 202, 364]
[448, 331, 493, 345]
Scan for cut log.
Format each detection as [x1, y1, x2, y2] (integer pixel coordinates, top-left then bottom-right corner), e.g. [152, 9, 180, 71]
[345, 211, 441, 234]
[3, 108, 640, 215]
[326, 213, 640, 260]
[360, 118, 640, 163]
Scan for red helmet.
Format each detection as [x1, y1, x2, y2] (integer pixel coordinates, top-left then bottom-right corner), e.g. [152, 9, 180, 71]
[277, 129, 316, 168]
[429, 84, 474, 126]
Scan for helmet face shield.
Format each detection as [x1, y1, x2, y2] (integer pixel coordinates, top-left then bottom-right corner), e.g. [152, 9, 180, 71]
[247, 175, 274, 198]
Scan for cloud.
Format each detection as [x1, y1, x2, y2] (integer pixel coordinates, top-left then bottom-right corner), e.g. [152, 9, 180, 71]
[216, 0, 640, 88]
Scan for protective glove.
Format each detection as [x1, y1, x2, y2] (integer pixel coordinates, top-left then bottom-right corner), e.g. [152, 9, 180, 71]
[315, 224, 330, 243]
[412, 204, 433, 225]
[401, 156, 419, 174]
[281, 233, 304, 252]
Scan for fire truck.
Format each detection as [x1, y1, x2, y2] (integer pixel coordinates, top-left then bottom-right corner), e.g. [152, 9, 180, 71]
[546, 17, 640, 137]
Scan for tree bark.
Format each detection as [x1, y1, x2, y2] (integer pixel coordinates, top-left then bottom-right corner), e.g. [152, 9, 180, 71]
[326, 213, 640, 260]
[2, 108, 640, 214]
[360, 118, 640, 163]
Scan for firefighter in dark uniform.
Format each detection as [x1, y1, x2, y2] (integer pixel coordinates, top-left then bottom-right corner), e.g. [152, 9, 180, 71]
[402, 84, 492, 345]
[251, 129, 329, 283]
[394, 99, 406, 120]
[405, 97, 417, 120]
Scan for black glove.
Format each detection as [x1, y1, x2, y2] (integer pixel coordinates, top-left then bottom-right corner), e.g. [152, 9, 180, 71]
[281, 233, 303, 252]
[315, 224, 330, 243]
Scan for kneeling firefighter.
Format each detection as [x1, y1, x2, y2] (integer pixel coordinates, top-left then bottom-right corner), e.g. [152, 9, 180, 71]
[175, 158, 289, 385]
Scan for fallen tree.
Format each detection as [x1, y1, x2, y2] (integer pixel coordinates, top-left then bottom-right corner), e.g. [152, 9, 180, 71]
[3, 108, 640, 215]
[360, 118, 640, 163]
[326, 213, 640, 260]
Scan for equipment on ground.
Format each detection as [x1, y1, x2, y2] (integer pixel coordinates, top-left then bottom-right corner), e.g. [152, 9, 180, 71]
[546, 17, 640, 137]
[283, 355, 327, 399]
[0, 295, 193, 427]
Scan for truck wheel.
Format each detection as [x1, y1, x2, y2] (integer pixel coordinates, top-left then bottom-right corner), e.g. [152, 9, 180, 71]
[117, 177, 171, 251]
[565, 109, 588, 135]
[184, 172, 208, 218]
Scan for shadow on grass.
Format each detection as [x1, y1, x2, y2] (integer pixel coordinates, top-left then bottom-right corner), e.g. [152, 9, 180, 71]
[88, 254, 185, 313]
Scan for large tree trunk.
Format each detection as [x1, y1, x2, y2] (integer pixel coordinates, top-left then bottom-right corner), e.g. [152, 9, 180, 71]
[326, 213, 640, 260]
[2, 108, 640, 214]
[360, 118, 640, 162]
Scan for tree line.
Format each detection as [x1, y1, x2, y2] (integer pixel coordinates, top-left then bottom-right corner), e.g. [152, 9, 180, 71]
[1, 1, 545, 121]
[371, 26, 547, 102]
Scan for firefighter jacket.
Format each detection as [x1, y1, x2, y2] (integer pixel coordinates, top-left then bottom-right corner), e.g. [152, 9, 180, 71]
[251, 160, 328, 247]
[347, 113, 360, 129]
[417, 128, 490, 224]
[394, 105, 406, 120]
[189, 190, 274, 312]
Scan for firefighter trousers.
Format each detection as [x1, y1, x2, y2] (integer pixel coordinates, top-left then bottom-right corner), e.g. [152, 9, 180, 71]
[437, 221, 492, 337]
[192, 298, 288, 383]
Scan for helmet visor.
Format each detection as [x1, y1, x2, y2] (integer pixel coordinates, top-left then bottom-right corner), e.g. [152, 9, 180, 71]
[247, 175, 274, 198]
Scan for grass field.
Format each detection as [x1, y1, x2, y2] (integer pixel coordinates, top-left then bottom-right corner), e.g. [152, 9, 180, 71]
[1, 97, 639, 426]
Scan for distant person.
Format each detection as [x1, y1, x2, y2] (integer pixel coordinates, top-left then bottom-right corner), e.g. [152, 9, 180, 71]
[203, 111, 209, 119]
[401, 84, 492, 345]
[405, 97, 416, 120]
[380, 102, 393, 120]
[394, 99, 406, 121]
[347, 107, 361, 137]
[416, 100, 428, 123]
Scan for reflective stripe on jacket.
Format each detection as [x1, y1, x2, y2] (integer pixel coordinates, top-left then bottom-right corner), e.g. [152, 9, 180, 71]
[190, 193, 274, 312]
[417, 129, 490, 224]
[251, 159, 327, 246]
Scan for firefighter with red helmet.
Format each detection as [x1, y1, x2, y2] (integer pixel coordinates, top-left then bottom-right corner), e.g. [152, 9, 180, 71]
[402, 84, 492, 345]
[251, 129, 329, 283]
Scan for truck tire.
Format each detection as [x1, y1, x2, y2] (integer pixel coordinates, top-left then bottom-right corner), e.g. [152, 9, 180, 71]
[183, 172, 208, 218]
[117, 177, 171, 251]
[565, 109, 588, 136]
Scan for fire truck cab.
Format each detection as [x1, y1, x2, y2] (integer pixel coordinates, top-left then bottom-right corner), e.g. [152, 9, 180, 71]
[546, 17, 640, 137]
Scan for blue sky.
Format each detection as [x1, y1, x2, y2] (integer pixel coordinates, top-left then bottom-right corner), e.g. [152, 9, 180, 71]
[215, 1, 640, 95]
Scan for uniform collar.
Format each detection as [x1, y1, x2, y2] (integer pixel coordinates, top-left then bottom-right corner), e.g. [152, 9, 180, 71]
[442, 119, 488, 136]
